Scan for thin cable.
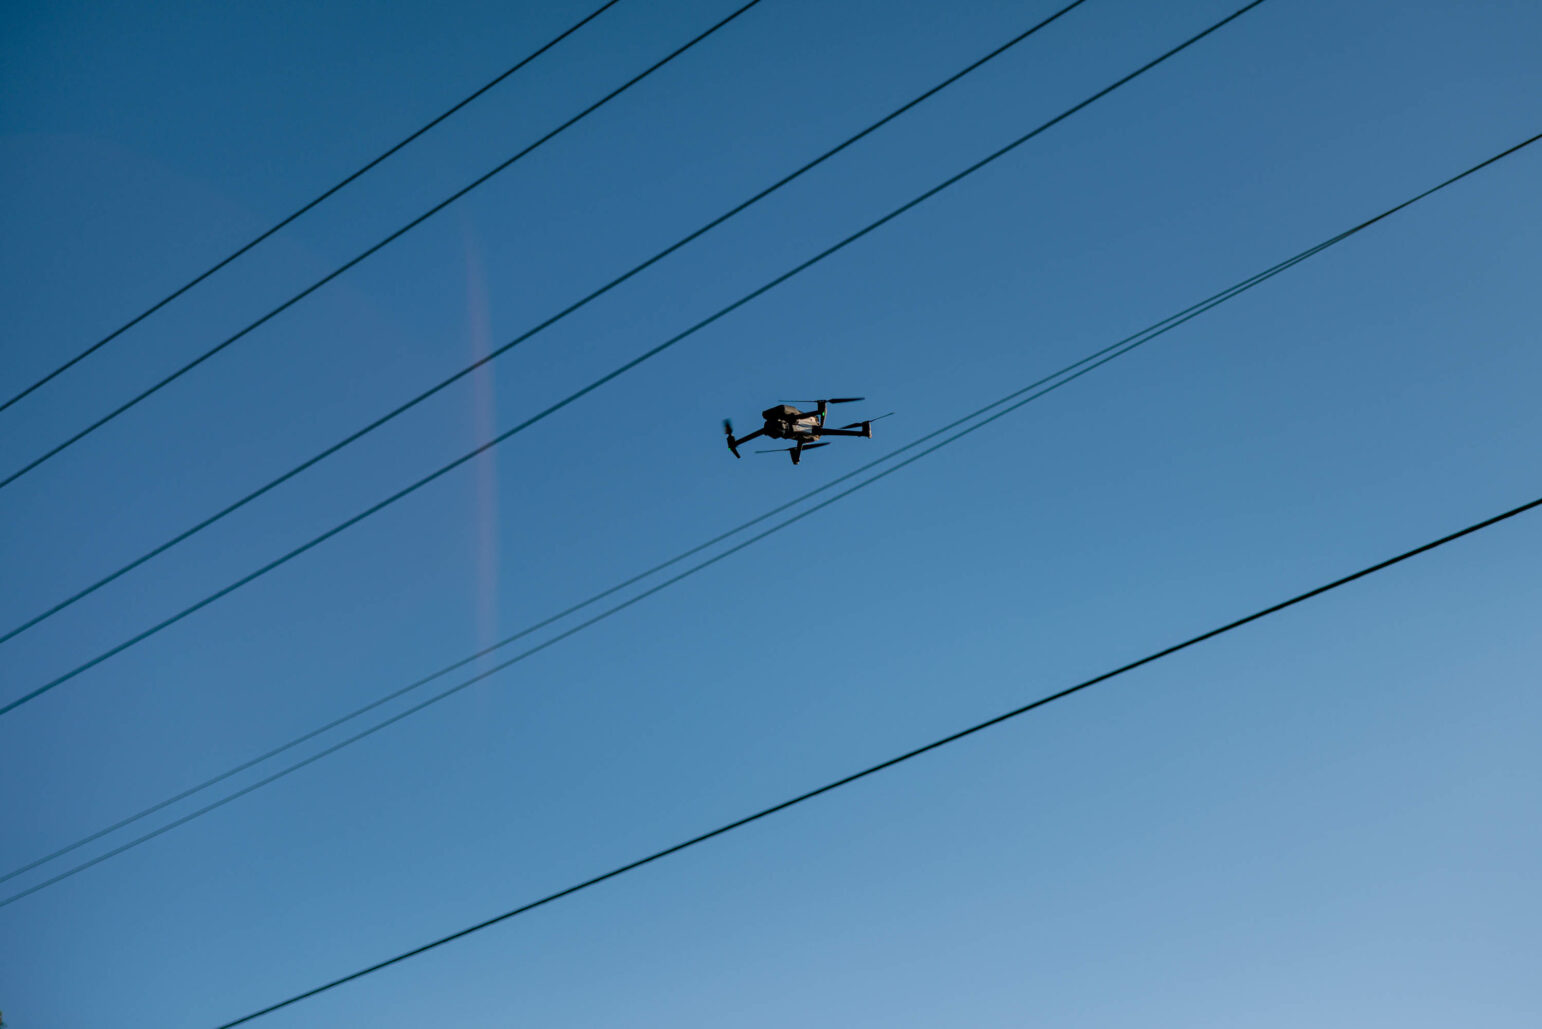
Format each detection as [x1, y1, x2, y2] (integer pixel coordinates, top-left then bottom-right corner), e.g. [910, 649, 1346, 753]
[0, 0, 1095, 648]
[0, 0, 767, 491]
[0, 1, 627, 418]
[14, 115, 1524, 905]
[0, 0, 1270, 719]
[210, 491, 1542, 1028]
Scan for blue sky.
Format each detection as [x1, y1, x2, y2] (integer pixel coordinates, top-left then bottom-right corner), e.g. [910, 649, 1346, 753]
[2, 0, 1539, 1025]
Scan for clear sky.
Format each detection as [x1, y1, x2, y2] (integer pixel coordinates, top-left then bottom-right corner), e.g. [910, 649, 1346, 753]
[2, 0, 1539, 1025]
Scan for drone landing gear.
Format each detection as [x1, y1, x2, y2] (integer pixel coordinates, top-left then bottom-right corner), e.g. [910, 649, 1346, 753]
[752, 441, 832, 464]
[790, 442, 831, 464]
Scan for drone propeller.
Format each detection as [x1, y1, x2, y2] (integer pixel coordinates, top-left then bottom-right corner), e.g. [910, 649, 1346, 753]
[838, 411, 894, 429]
[723, 418, 741, 458]
[781, 396, 864, 405]
[754, 442, 831, 454]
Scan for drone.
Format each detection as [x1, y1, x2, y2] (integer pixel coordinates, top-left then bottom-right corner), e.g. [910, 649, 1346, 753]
[724, 397, 887, 465]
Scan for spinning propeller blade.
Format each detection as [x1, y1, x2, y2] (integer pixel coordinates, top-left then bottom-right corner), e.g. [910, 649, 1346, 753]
[780, 396, 864, 405]
[838, 411, 894, 429]
[723, 418, 740, 458]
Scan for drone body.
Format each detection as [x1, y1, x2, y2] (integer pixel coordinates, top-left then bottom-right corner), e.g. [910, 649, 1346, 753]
[723, 397, 883, 465]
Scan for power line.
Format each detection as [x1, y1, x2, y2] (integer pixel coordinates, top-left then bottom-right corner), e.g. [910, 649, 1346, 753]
[0, 0, 628, 418]
[11, 121, 1529, 907]
[0, 0, 1270, 719]
[0, 0, 767, 492]
[209, 489, 1542, 1028]
[0, 0, 1095, 648]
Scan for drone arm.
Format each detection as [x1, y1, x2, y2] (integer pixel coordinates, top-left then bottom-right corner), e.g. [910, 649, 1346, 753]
[727, 427, 765, 457]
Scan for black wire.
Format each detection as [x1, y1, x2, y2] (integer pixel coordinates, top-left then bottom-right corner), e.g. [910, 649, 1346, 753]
[14, 111, 1524, 908]
[0, 0, 1095, 648]
[0, 0, 767, 492]
[0, 0, 1271, 719]
[209, 489, 1542, 1028]
[0, 0, 628, 419]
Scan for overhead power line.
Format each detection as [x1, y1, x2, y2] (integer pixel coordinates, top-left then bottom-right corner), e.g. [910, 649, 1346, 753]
[209, 490, 1542, 1028]
[10, 122, 1531, 908]
[0, 0, 767, 491]
[0, 0, 1270, 719]
[0, 0, 628, 418]
[0, 0, 1095, 648]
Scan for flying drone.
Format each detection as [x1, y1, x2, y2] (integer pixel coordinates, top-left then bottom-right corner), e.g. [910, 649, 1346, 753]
[723, 397, 888, 465]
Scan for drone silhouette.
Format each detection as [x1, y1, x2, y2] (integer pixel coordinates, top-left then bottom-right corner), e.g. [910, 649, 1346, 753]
[724, 397, 889, 465]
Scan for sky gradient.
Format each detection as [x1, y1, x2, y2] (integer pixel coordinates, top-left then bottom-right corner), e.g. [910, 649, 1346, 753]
[2, 0, 1540, 1025]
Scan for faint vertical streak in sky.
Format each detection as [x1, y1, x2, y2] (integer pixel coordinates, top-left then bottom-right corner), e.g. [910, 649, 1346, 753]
[463, 226, 502, 673]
